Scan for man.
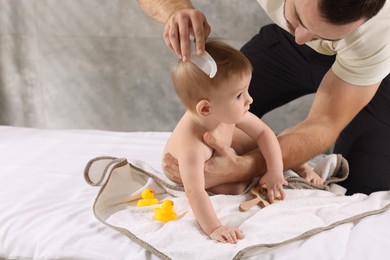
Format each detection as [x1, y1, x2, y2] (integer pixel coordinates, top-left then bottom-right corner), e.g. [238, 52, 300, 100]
[138, 0, 390, 195]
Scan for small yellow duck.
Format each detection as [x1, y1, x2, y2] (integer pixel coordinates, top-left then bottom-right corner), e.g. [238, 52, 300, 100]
[154, 200, 177, 222]
[137, 189, 159, 207]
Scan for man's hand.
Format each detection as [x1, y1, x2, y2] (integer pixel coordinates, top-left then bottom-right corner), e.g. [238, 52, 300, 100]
[202, 132, 240, 186]
[162, 153, 182, 183]
[162, 132, 263, 188]
[204, 132, 266, 187]
[163, 8, 211, 61]
[162, 132, 242, 188]
[162, 132, 240, 188]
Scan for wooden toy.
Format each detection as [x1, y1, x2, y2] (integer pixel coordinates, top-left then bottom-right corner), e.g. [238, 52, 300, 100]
[239, 185, 280, 212]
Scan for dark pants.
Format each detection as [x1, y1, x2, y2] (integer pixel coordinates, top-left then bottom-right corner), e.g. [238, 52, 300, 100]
[241, 24, 390, 195]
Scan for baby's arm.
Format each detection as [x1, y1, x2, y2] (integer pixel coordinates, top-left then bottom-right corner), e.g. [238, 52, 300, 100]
[293, 163, 323, 185]
[237, 112, 286, 202]
[178, 148, 241, 243]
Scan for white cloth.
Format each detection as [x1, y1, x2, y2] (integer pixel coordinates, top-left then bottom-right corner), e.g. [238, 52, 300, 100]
[1, 126, 390, 260]
[85, 156, 390, 260]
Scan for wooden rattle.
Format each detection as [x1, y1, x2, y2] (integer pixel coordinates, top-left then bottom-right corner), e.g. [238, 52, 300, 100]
[239, 185, 280, 212]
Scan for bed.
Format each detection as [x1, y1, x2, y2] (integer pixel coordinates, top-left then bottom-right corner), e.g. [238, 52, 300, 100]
[1, 125, 389, 260]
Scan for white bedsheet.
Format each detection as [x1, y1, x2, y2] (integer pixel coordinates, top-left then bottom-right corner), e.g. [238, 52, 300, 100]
[0, 126, 389, 260]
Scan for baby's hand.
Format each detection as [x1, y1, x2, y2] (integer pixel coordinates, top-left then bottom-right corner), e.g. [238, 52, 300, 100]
[209, 225, 242, 244]
[259, 172, 288, 203]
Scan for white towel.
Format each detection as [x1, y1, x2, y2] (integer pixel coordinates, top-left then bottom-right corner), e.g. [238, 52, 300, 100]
[84, 155, 390, 260]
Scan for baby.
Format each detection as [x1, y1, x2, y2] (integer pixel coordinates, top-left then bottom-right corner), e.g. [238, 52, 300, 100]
[163, 40, 322, 244]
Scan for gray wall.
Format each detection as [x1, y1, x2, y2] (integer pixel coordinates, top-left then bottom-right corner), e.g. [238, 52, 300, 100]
[0, 0, 313, 133]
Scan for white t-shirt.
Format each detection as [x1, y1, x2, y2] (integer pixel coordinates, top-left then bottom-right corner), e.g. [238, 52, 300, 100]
[256, 0, 390, 86]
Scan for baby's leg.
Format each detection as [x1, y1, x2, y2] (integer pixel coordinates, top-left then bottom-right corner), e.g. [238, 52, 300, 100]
[207, 182, 249, 195]
[294, 163, 323, 185]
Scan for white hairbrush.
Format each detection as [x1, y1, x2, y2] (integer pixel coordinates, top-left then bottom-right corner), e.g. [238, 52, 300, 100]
[189, 39, 217, 78]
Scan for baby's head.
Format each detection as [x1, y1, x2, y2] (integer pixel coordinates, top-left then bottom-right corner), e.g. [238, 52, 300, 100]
[171, 40, 252, 112]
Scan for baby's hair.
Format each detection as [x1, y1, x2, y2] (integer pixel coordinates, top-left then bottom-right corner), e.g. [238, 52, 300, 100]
[171, 40, 252, 111]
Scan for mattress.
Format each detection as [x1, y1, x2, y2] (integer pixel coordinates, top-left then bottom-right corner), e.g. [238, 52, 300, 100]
[0, 126, 389, 260]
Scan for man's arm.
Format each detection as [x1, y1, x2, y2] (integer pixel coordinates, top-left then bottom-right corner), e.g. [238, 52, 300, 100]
[138, 0, 193, 23]
[138, 0, 210, 61]
[202, 69, 380, 183]
[278, 69, 380, 169]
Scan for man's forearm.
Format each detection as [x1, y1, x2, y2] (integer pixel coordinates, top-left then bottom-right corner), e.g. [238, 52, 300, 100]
[277, 119, 338, 170]
[228, 149, 266, 183]
[276, 69, 379, 170]
[138, 0, 193, 23]
[231, 119, 336, 183]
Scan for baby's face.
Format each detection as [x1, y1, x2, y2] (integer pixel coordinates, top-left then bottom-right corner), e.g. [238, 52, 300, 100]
[210, 72, 253, 124]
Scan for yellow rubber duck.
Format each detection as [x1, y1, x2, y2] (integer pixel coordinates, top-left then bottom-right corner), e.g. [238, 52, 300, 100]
[154, 200, 177, 222]
[137, 189, 159, 207]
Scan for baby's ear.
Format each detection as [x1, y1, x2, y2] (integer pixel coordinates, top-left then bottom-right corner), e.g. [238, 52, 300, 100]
[196, 99, 211, 116]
